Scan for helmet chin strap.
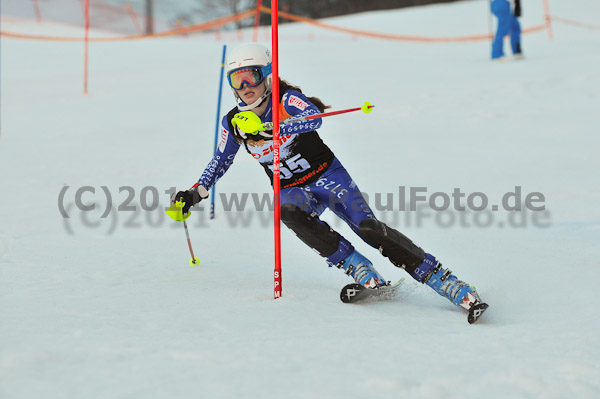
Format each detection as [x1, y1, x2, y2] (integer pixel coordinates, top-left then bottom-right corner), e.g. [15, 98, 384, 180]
[236, 87, 272, 112]
[234, 76, 273, 112]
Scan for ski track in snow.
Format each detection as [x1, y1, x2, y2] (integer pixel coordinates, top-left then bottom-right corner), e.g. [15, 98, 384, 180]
[1, 1, 599, 398]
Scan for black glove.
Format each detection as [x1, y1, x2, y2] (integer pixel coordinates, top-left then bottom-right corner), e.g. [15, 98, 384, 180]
[173, 185, 208, 215]
[233, 124, 273, 141]
[514, 0, 521, 17]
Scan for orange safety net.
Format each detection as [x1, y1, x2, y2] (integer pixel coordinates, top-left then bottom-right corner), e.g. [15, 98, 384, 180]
[260, 6, 547, 43]
[3, 5, 594, 44]
[552, 16, 600, 31]
[0, 9, 256, 42]
[2, 0, 161, 35]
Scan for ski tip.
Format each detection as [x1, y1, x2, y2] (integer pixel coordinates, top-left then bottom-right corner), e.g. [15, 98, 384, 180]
[468, 302, 489, 324]
[394, 277, 406, 286]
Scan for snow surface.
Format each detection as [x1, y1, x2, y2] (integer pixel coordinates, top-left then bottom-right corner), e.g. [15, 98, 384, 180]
[1, 1, 600, 398]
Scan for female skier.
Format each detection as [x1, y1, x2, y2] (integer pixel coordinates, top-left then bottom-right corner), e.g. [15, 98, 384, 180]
[174, 43, 487, 320]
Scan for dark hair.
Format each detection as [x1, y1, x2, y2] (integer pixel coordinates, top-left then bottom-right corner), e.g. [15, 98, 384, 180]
[279, 78, 330, 113]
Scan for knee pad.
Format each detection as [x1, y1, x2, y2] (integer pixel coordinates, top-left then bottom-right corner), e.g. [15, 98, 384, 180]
[281, 204, 340, 258]
[358, 218, 424, 273]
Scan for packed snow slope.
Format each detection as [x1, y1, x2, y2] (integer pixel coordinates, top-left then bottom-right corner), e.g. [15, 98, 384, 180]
[1, 1, 599, 398]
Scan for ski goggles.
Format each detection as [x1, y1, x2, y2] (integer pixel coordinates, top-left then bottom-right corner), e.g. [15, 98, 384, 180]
[227, 64, 272, 90]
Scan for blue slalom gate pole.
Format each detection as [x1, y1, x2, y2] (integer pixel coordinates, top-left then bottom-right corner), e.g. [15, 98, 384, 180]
[210, 44, 227, 220]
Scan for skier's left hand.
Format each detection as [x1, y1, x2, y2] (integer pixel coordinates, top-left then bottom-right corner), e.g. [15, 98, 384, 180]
[231, 111, 265, 136]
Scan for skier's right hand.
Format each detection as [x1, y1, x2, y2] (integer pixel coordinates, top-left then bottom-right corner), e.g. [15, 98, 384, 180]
[172, 184, 209, 215]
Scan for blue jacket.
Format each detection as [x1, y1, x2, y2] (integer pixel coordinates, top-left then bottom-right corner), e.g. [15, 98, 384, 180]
[197, 89, 335, 190]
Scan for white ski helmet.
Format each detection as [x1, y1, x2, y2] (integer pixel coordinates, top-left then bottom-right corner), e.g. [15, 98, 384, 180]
[226, 43, 273, 111]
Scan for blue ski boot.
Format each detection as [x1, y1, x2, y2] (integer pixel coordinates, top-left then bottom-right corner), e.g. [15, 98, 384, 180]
[412, 253, 483, 311]
[335, 249, 387, 288]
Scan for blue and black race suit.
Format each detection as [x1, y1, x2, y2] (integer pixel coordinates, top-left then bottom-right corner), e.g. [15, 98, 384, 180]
[196, 89, 376, 265]
[198, 89, 334, 190]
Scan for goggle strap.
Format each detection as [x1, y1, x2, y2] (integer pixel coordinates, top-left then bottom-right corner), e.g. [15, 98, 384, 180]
[261, 63, 272, 77]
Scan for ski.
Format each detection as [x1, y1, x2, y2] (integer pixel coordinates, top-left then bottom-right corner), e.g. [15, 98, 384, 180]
[340, 278, 489, 324]
[467, 302, 489, 324]
[460, 291, 489, 324]
[340, 278, 405, 304]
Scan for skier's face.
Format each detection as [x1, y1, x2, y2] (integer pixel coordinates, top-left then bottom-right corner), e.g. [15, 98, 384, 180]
[236, 81, 266, 105]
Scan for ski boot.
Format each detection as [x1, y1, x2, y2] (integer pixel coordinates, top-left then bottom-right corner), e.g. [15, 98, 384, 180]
[335, 249, 387, 288]
[413, 254, 488, 323]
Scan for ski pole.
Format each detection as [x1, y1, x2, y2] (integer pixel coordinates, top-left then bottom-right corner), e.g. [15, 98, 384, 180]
[262, 101, 374, 130]
[210, 44, 227, 220]
[166, 200, 200, 266]
[182, 219, 199, 266]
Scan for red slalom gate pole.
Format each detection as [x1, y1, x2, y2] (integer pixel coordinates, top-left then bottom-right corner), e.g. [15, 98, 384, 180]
[542, 0, 554, 40]
[84, 0, 90, 95]
[253, 0, 262, 42]
[271, 0, 282, 299]
[32, 0, 42, 23]
[125, 3, 143, 35]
